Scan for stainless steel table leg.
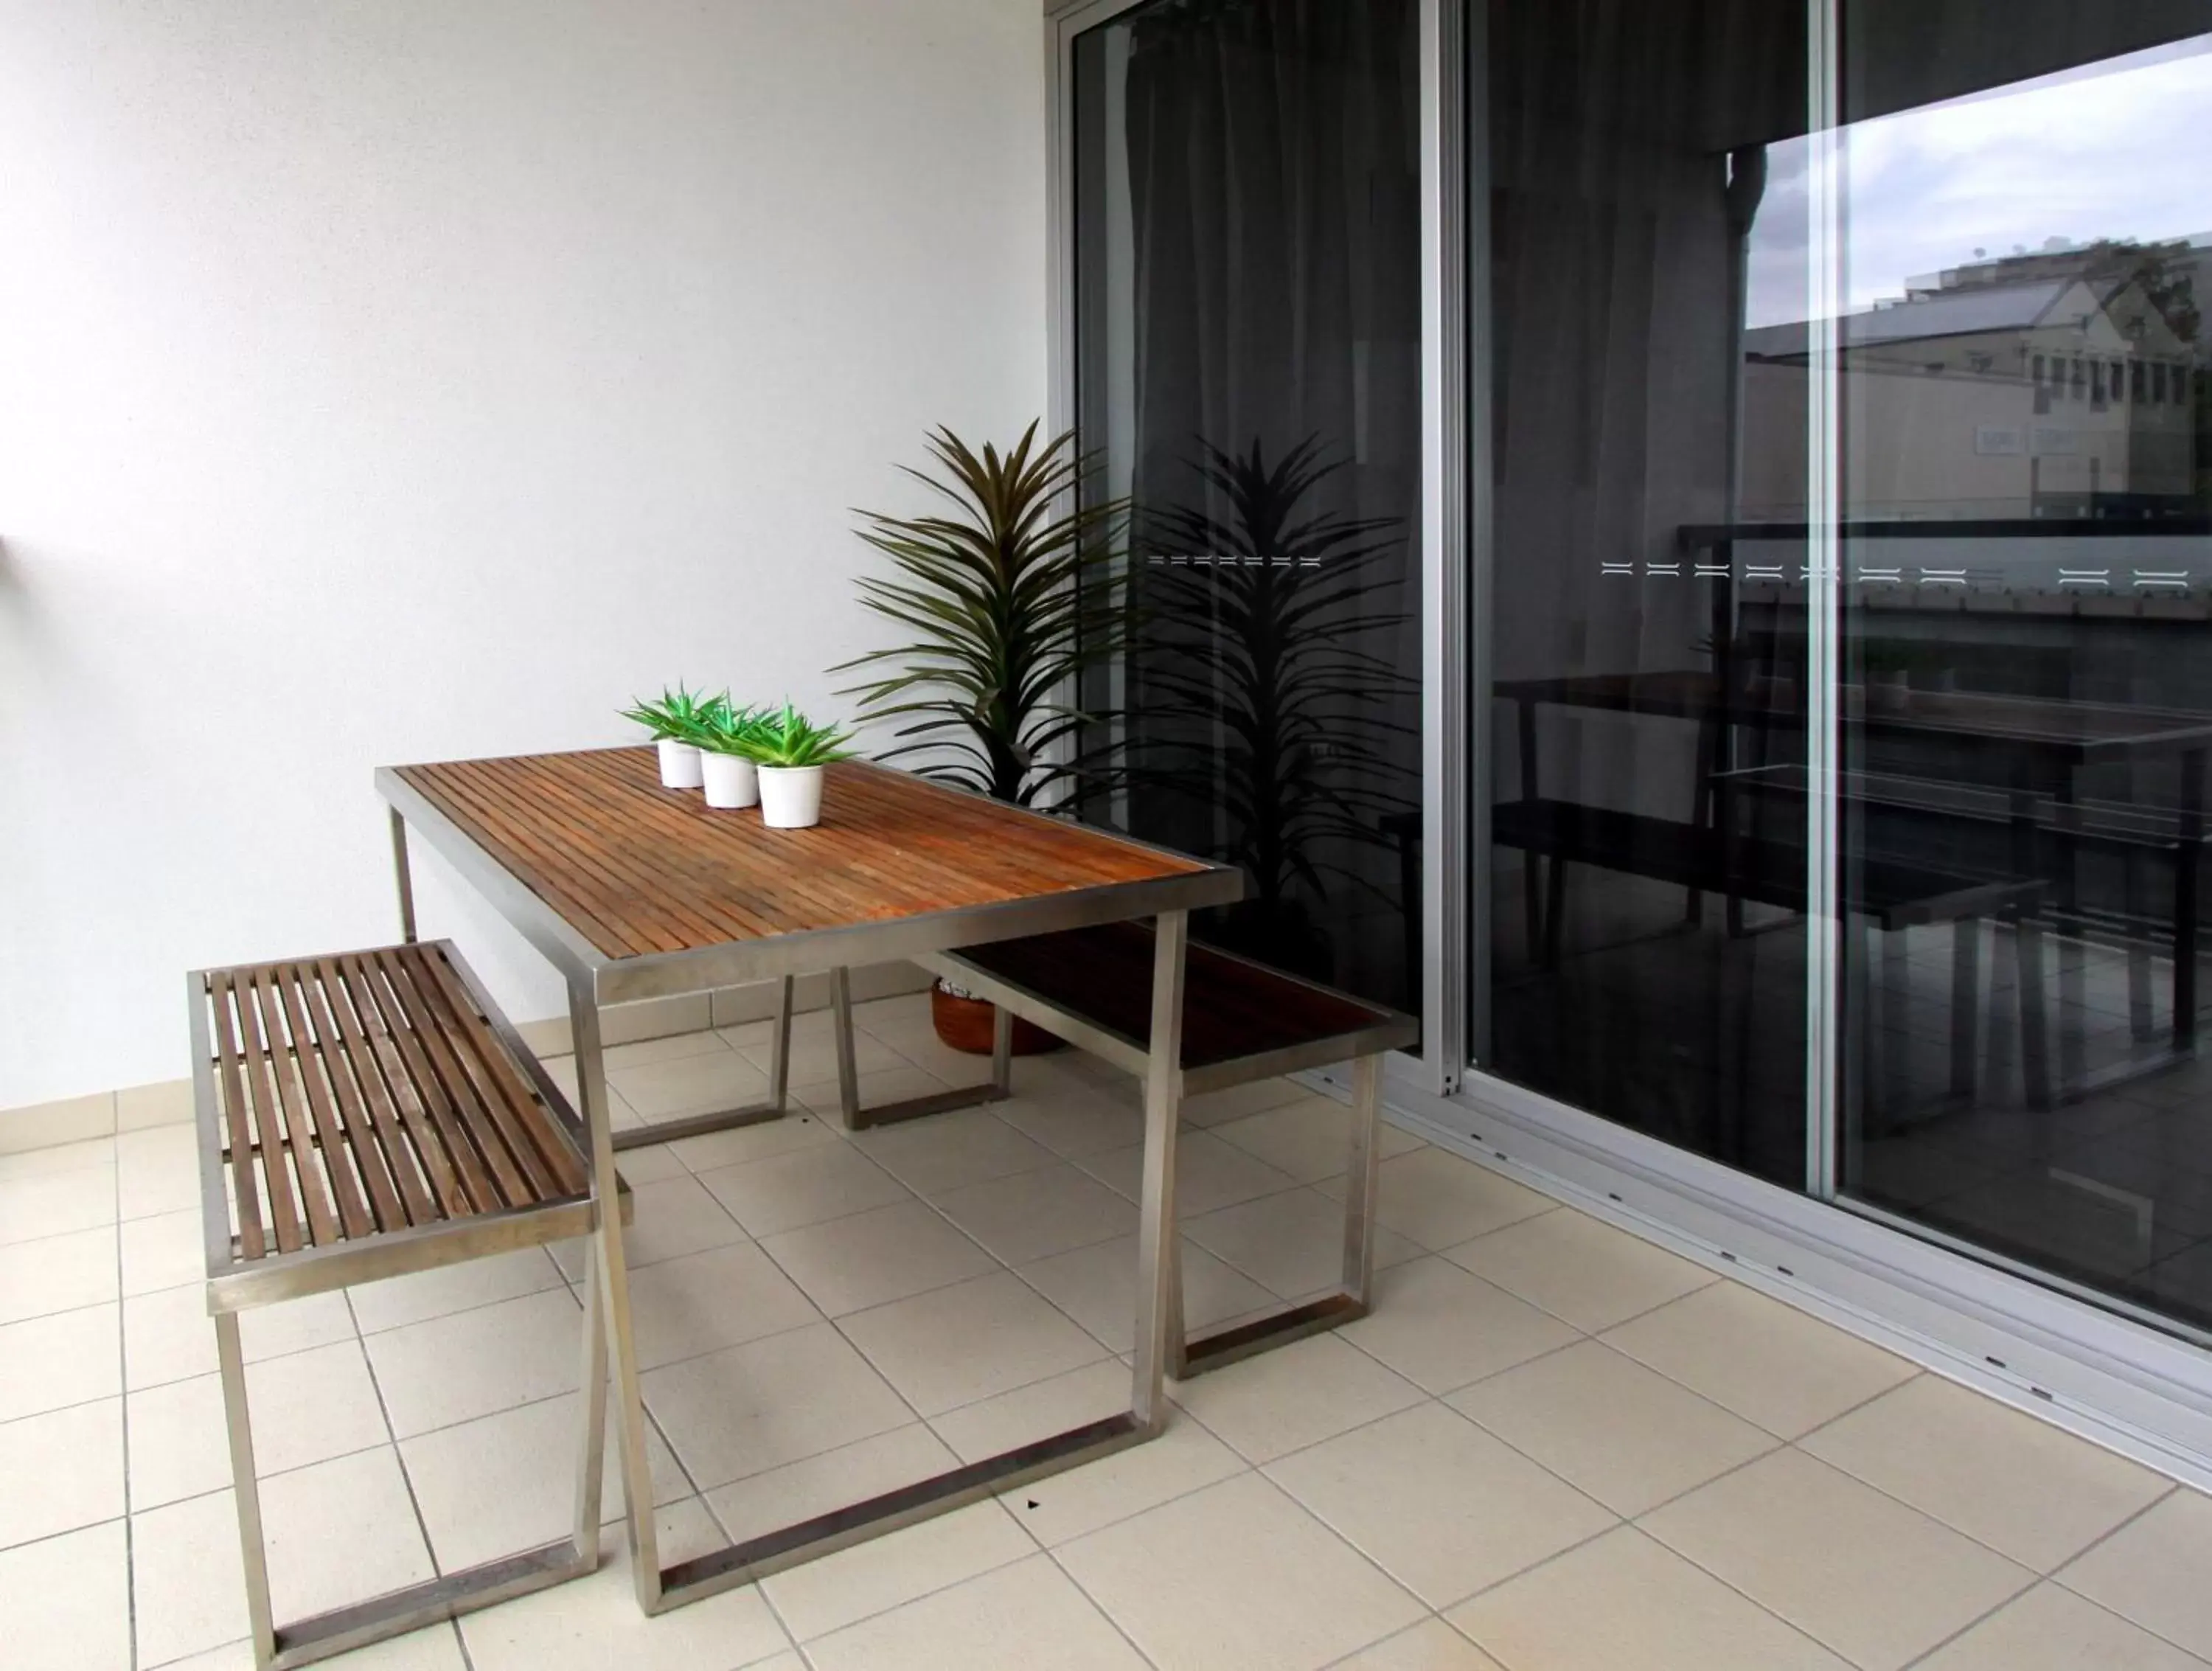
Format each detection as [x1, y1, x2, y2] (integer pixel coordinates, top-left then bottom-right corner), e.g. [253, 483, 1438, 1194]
[612, 973, 791, 1152]
[572, 1236, 608, 1553]
[389, 808, 417, 944]
[640, 930, 1188, 1613]
[571, 978, 664, 1613]
[1131, 909, 1189, 1429]
[827, 965, 1011, 1131]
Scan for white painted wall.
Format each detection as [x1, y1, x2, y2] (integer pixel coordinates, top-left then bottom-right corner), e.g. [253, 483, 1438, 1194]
[0, 0, 1047, 1111]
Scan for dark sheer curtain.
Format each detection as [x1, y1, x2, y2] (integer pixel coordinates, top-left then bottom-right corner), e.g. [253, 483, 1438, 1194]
[1077, 0, 1425, 1015]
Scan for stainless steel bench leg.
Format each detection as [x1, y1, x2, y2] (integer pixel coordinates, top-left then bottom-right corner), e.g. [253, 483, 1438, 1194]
[215, 1268, 606, 1671]
[827, 966, 1011, 1131]
[1175, 1052, 1383, 1381]
[572, 1235, 608, 1554]
[613, 973, 791, 1151]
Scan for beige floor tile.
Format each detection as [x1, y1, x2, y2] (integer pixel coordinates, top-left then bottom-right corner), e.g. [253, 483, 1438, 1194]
[124, 1287, 355, 1392]
[0, 1397, 124, 1549]
[738, 1029, 905, 1084]
[1338, 1256, 1581, 1395]
[933, 1162, 1139, 1265]
[603, 1029, 735, 1072]
[347, 1246, 566, 1335]
[1179, 1077, 1312, 1127]
[459, 1513, 790, 1671]
[668, 1105, 843, 1172]
[1017, 1231, 1276, 1355]
[116, 1124, 202, 1221]
[0, 1223, 117, 1325]
[1801, 1375, 2171, 1571]
[931, 1361, 1248, 1546]
[0, 1168, 117, 1245]
[849, 1108, 1058, 1195]
[2058, 1488, 2212, 1658]
[1209, 1094, 1426, 1184]
[1184, 1189, 1421, 1302]
[1059, 1471, 1425, 1671]
[548, 1173, 748, 1280]
[1447, 1525, 1851, 1671]
[260, 1445, 437, 1620]
[1444, 1208, 1717, 1333]
[1601, 1281, 1919, 1439]
[1267, 1400, 1616, 1608]
[641, 1321, 914, 1492]
[840, 1270, 1109, 1416]
[1169, 1333, 1424, 1465]
[706, 1422, 959, 1546]
[991, 1078, 1148, 1159]
[1332, 1149, 1555, 1251]
[131, 1487, 250, 1664]
[120, 1206, 206, 1296]
[1449, 1341, 1776, 1516]
[763, 1498, 1035, 1640]
[0, 1302, 119, 1421]
[0, 1519, 131, 1671]
[400, 1392, 688, 1571]
[1078, 1129, 1304, 1218]
[759, 1199, 996, 1317]
[364, 1287, 585, 1438]
[1332, 1619, 1506, 1671]
[147, 1624, 469, 1669]
[1919, 1581, 2211, 1671]
[1643, 1448, 2034, 1671]
[619, 1240, 822, 1370]
[600, 1137, 688, 1184]
[806, 1554, 1148, 1671]
[850, 990, 934, 1032]
[792, 1065, 969, 1121]
[0, 1135, 115, 1181]
[612, 1050, 771, 1123]
[129, 1340, 392, 1508]
[695, 1142, 909, 1237]
[874, 1027, 998, 1086]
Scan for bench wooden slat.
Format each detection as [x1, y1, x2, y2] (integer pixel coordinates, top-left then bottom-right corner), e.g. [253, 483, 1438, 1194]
[372, 946, 543, 1208]
[292, 962, 410, 1233]
[414, 945, 587, 1198]
[952, 923, 1403, 1071]
[271, 965, 376, 1240]
[334, 953, 484, 1217]
[228, 970, 306, 1254]
[208, 971, 268, 1262]
[251, 968, 341, 1248]
[310, 953, 445, 1227]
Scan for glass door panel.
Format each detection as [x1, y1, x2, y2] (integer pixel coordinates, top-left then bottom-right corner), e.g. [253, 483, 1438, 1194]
[1476, 0, 1812, 1187]
[1070, 0, 1426, 1018]
[1833, 4, 2212, 1333]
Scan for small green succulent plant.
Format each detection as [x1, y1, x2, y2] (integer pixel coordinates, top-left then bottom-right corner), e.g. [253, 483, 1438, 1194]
[619, 683, 728, 746]
[745, 701, 855, 769]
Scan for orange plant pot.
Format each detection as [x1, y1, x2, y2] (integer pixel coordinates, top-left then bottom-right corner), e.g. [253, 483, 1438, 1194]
[930, 982, 1062, 1056]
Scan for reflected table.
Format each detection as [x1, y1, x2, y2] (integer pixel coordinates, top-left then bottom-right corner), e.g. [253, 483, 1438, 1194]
[377, 748, 1241, 1613]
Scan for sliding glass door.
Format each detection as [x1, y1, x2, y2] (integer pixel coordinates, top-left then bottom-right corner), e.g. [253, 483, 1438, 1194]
[1470, 0, 2212, 1338]
[1067, 0, 1426, 1024]
[1830, 5, 2212, 1333]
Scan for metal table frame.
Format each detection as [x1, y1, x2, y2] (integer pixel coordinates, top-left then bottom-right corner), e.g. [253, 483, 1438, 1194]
[376, 762, 1241, 1613]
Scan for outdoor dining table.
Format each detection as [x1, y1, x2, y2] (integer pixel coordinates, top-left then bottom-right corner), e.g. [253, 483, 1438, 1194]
[376, 745, 1242, 1613]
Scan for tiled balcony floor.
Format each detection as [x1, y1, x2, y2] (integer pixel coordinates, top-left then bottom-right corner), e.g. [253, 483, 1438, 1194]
[3, 990, 2208, 1670]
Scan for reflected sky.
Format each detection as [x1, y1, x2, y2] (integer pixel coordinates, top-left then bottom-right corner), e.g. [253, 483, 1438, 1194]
[1746, 33, 2212, 329]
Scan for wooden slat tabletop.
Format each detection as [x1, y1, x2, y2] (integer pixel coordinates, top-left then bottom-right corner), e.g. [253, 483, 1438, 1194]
[389, 749, 1217, 962]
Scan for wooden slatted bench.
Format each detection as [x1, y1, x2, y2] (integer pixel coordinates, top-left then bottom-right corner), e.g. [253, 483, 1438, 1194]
[189, 939, 626, 1671]
[891, 922, 1416, 1378]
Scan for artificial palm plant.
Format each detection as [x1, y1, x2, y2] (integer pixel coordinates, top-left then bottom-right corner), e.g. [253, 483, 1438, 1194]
[835, 422, 1129, 807]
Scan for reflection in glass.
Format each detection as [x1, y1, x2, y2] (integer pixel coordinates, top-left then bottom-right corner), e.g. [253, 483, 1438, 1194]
[1477, 0, 1812, 1187]
[1071, 0, 1425, 1017]
[1826, 11, 2212, 1335]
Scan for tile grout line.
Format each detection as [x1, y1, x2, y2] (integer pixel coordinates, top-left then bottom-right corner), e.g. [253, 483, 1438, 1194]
[114, 1138, 139, 1671]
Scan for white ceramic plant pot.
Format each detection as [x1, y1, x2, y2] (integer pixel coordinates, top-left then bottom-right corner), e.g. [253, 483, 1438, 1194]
[700, 751, 759, 810]
[656, 738, 704, 789]
[758, 765, 826, 829]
